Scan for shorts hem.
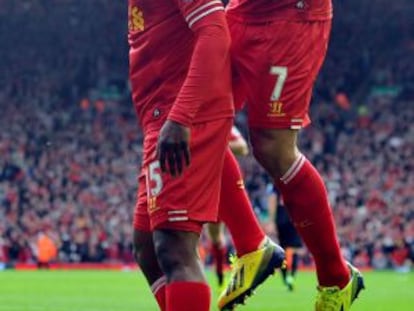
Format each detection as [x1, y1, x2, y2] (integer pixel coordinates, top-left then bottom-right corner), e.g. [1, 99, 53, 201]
[153, 219, 204, 234]
[133, 217, 151, 232]
[249, 119, 311, 130]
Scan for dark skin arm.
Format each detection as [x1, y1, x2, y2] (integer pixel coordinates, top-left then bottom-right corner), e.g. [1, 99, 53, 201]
[157, 13, 230, 177]
[157, 120, 191, 177]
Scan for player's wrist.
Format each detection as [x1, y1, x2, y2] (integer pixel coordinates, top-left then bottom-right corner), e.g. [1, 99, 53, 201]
[167, 114, 192, 128]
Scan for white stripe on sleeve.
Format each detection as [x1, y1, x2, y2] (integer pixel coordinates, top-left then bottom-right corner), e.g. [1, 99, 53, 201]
[185, 0, 224, 28]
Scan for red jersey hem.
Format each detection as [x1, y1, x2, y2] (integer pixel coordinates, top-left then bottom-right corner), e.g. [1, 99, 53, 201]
[143, 111, 234, 134]
[226, 10, 332, 24]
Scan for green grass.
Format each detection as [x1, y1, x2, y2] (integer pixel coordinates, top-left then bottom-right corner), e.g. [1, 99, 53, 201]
[0, 270, 413, 310]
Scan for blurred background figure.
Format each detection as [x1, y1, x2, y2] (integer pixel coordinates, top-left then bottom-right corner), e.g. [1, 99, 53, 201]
[36, 231, 57, 269]
[267, 187, 303, 291]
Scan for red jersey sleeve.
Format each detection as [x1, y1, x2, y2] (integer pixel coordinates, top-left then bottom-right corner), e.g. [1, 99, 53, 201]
[168, 0, 231, 126]
[175, 0, 225, 30]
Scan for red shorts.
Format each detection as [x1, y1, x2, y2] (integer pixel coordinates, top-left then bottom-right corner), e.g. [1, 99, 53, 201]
[133, 118, 232, 234]
[228, 17, 332, 129]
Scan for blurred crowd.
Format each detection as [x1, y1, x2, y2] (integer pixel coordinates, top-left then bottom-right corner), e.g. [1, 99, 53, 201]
[0, 0, 413, 270]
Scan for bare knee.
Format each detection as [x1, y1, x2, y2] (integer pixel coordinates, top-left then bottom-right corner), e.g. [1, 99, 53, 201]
[133, 230, 163, 285]
[133, 230, 151, 265]
[250, 128, 300, 178]
[153, 229, 205, 283]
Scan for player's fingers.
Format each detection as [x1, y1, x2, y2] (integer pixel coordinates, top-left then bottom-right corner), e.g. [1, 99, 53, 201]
[158, 142, 168, 173]
[181, 141, 190, 167]
[167, 146, 176, 177]
[173, 146, 184, 176]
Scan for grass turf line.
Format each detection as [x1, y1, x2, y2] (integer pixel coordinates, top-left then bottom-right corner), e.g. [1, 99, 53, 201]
[0, 270, 413, 310]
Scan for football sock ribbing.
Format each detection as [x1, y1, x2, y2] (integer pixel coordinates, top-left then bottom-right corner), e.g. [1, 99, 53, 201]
[166, 282, 210, 311]
[218, 149, 265, 256]
[275, 154, 349, 288]
[151, 276, 167, 311]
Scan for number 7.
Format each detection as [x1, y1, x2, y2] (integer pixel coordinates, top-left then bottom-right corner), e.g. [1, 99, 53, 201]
[270, 66, 288, 101]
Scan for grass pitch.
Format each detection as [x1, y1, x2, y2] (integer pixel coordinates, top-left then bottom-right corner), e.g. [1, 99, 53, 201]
[0, 269, 412, 311]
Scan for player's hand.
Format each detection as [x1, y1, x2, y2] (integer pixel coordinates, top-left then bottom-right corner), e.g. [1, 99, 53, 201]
[157, 120, 191, 177]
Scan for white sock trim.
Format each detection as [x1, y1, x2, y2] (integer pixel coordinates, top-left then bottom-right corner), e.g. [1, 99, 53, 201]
[151, 276, 167, 295]
[280, 154, 306, 184]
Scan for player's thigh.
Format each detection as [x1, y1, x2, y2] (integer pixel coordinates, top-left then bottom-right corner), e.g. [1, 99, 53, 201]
[133, 229, 165, 284]
[153, 229, 205, 282]
[232, 19, 332, 130]
[144, 118, 233, 233]
[132, 171, 164, 284]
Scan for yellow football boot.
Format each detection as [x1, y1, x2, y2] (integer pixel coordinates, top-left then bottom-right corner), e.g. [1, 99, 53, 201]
[218, 238, 285, 310]
[315, 262, 365, 311]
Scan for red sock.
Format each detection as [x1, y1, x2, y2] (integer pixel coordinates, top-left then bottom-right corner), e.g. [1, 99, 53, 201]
[275, 154, 349, 288]
[151, 276, 167, 311]
[219, 149, 265, 256]
[211, 242, 225, 276]
[166, 282, 210, 311]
